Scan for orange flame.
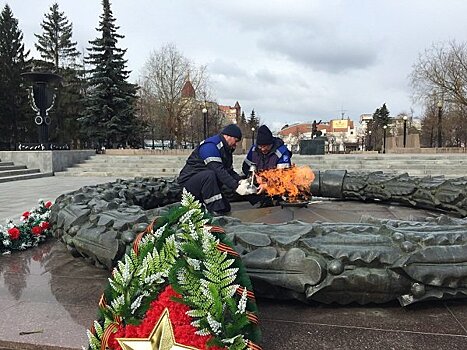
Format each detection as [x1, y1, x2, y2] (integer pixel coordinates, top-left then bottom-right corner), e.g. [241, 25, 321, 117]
[256, 165, 315, 200]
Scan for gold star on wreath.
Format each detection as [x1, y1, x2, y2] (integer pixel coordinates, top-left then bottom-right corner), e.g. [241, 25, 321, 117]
[117, 308, 200, 350]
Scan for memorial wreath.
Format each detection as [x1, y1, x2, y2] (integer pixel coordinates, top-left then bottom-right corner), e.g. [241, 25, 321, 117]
[87, 189, 262, 350]
[0, 200, 53, 254]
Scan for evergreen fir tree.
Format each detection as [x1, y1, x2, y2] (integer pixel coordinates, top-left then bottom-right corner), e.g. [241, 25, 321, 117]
[34, 3, 79, 70]
[248, 109, 259, 129]
[0, 5, 33, 150]
[34, 2, 84, 146]
[372, 103, 390, 127]
[240, 111, 246, 125]
[370, 103, 391, 151]
[81, 0, 140, 148]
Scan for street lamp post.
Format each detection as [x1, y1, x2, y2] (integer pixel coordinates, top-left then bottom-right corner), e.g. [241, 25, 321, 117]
[437, 100, 443, 148]
[403, 115, 408, 148]
[251, 127, 255, 142]
[383, 125, 387, 154]
[202, 107, 208, 139]
[368, 130, 372, 150]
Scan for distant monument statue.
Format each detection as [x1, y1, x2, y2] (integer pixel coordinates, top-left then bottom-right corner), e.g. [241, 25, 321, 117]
[312, 119, 322, 138]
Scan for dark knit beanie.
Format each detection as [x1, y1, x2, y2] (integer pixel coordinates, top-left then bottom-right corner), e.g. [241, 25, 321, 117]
[256, 125, 274, 145]
[221, 124, 242, 140]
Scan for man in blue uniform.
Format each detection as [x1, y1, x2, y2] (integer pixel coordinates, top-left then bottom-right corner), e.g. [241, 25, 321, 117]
[242, 124, 292, 206]
[178, 124, 255, 214]
[242, 124, 292, 175]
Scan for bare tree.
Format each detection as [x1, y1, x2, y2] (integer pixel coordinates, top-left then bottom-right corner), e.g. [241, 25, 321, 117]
[410, 41, 467, 147]
[140, 43, 209, 148]
[418, 98, 467, 148]
[137, 78, 167, 148]
[419, 102, 437, 148]
[410, 41, 467, 107]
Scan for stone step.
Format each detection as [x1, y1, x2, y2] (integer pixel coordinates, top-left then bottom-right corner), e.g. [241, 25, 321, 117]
[0, 161, 15, 167]
[72, 162, 179, 169]
[0, 158, 48, 182]
[66, 161, 467, 171]
[58, 167, 180, 174]
[55, 167, 465, 178]
[294, 161, 467, 169]
[83, 155, 189, 162]
[57, 153, 467, 179]
[79, 155, 467, 166]
[0, 168, 41, 178]
[0, 165, 27, 171]
[276, 158, 467, 165]
[0, 172, 53, 183]
[55, 171, 174, 178]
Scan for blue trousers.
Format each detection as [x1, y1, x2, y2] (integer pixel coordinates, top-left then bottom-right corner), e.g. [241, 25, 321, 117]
[180, 170, 231, 213]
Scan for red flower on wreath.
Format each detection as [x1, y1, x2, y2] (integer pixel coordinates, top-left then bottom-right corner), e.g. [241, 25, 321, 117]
[22, 211, 30, 219]
[8, 227, 20, 240]
[45, 201, 52, 209]
[40, 221, 50, 230]
[31, 226, 43, 236]
[108, 285, 226, 350]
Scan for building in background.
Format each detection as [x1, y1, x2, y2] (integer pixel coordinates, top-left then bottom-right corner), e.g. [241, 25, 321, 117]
[359, 113, 373, 124]
[326, 119, 357, 152]
[277, 123, 313, 153]
[277, 118, 358, 153]
[218, 101, 241, 124]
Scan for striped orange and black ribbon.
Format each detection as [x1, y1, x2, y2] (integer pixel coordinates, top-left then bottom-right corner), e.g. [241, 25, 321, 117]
[217, 242, 240, 257]
[132, 217, 158, 255]
[100, 322, 119, 350]
[89, 323, 96, 336]
[236, 286, 256, 302]
[247, 340, 263, 350]
[98, 294, 107, 310]
[246, 311, 259, 324]
[209, 225, 225, 234]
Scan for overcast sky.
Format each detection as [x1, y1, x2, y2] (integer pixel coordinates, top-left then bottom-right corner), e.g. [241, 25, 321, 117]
[4, 0, 467, 131]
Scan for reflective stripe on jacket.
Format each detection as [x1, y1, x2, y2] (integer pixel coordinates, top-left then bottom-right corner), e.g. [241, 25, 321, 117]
[242, 137, 292, 175]
[178, 134, 240, 189]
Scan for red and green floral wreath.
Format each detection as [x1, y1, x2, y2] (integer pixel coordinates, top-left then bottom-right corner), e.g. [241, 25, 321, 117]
[87, 189, 262, 350]
[0, 200, 53, 254]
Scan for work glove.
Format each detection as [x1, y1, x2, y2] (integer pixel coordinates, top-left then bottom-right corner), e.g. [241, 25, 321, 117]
[257, 183, 268, 195]
[236, 179, 257, 196]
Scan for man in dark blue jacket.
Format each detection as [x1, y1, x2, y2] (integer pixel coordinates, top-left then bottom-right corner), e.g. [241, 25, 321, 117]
[178, 124, 255, 214]
[242, 125, 292, 206]
[242, 125, 292, 175]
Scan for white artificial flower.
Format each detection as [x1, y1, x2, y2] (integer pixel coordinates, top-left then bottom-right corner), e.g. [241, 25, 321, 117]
[206, 313, 222, 334]
[236, 287, 248, 314]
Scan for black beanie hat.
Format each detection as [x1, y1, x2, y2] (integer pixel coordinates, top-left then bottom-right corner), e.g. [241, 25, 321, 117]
[221, 124, 242, 140]
[256, 125, 274, 145]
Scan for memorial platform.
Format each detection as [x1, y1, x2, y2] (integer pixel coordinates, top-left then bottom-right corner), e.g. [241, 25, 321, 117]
[1, 181, 466, 349]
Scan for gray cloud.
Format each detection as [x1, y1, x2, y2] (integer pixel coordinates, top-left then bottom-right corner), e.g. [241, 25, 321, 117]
[7, 0, 467, 130]
[254, 69, 278, 85]
[257, 27, 379, 73]
[209, 58, 249, 78]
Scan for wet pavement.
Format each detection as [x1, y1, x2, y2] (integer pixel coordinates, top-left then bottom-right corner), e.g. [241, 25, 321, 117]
[1, 180, 467, 349]
[0, 177, 120, 224]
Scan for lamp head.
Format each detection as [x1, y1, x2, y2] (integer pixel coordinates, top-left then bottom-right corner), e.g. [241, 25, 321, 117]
[383, 125, 387, 129]
[437, 100, 443, 108]
[202, 107, 208, 113]
[402, 115, 408, 121]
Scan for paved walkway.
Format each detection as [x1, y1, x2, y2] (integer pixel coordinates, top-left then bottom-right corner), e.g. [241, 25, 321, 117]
[0, 176, 466, 349]
[0, 176, 121, 223]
